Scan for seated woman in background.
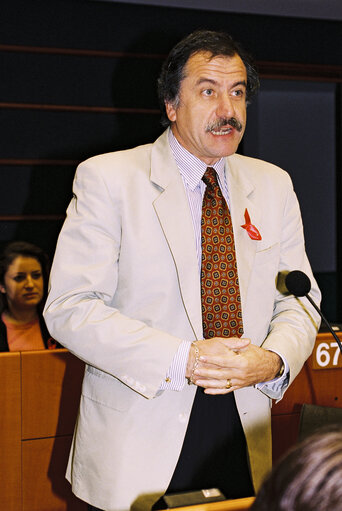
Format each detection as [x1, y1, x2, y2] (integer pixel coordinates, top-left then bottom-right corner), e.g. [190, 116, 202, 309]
[0, 241, 59, 351]
[250, 426, 342, 511]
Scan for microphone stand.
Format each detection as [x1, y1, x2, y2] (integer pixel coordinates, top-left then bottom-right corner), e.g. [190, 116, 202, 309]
[305, 293, 342, 356]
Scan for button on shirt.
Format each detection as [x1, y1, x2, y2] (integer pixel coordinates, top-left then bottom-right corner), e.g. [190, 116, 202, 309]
[160, 129, 288, 398]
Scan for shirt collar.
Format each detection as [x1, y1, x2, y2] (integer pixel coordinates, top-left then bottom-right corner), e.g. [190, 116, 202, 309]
[168, 129, 226, 191]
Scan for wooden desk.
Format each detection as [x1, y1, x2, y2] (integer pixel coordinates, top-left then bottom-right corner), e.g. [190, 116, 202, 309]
[2, 332, 341, 510]
[271, 331, 342, 461]
[0, 352, 21, 511]
[1, 349, 86, 511]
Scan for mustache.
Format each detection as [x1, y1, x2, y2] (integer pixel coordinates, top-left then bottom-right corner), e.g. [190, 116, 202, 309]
[206, 117, 243, 133]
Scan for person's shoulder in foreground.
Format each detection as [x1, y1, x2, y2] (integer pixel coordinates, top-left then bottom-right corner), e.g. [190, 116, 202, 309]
[251, 426, 342, 511]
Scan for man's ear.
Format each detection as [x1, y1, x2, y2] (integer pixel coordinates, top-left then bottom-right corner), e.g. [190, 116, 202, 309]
[165, 102, 177, 123]
[0, 285, 6, 294]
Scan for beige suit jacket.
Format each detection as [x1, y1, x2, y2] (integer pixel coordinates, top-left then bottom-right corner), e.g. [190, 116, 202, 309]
[44, 129, 321, 511]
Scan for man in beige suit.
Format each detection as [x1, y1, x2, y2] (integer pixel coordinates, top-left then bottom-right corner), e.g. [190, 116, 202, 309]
[44, 30, 321, 511]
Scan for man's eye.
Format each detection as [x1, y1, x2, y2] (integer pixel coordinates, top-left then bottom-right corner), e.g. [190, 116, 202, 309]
[32, 272, 42, 280]
[232, 89, 245, 97]
[203, 89, 213, 96]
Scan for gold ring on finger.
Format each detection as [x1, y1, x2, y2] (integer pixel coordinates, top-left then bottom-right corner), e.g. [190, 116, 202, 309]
[226, 379, 232, 389]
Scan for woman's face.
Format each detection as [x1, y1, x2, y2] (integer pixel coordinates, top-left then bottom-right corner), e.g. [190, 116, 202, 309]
[0, 256, 44, 311]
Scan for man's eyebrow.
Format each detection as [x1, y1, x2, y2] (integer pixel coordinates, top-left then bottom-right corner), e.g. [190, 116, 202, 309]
[195, 78, 247, 88]
[233, 80, 247, 88]
[195, 78, 218, 86]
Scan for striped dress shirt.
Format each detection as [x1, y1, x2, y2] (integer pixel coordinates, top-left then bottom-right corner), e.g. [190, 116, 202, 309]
[160, 129, 288, 398]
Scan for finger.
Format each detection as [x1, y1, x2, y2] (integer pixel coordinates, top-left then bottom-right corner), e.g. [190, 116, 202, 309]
[233, 345, 249, 353]
[219, 337, 250, 349]
[195, 378, 234, 390]
[204, 387, 235, 395]
[199, 351, 245, 367]
[194, 372, 249, 388]
[194, 367, 229, 379]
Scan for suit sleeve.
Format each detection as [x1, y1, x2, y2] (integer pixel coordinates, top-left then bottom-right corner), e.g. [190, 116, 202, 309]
[44, 160, 183, 399]
[260, 174, 321, 393]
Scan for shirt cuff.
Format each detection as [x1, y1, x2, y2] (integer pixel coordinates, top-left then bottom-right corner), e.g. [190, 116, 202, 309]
[159, 340, 191, 391]
[255, 350, 289, 400]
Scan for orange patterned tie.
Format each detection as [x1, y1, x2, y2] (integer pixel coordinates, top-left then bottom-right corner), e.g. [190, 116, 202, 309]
[201, 167, 243, 339]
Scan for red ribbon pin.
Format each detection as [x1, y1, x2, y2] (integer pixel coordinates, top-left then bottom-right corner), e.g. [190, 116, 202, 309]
[241, 208, 262, 240]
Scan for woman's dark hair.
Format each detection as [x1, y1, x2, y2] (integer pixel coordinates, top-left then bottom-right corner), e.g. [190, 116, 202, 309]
[157, 29, 260, 127]
[0, 241, 50, 313]
[251, 426, 342, 511]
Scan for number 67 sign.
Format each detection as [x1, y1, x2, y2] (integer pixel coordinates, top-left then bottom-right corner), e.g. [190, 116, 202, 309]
[313, 338, 342, 369]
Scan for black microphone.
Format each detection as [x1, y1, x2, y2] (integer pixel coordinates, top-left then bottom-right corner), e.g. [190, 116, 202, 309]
[285, 270, 342, 355]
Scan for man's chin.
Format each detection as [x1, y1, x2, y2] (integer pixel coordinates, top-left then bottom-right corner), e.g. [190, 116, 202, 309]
[207, 141, 240, 159]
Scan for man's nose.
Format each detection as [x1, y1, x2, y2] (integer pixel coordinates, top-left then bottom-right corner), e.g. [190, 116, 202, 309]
[216, 94, 235, 118]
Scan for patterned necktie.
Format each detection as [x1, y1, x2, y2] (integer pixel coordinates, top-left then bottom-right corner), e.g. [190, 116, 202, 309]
[201, 167, 243, 339]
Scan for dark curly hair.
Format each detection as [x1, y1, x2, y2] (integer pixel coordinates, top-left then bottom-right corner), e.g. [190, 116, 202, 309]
[0, 241, 50, 313]
[157, 29, 260, 127]
[251, 426, 342, 511]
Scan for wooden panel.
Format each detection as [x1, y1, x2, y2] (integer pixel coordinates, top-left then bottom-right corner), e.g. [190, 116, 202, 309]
[0, 215, 64, 221]
[311, 334, 342, 369]
[271, 413, 300, 463]
[0, 102, 160, 114]
[0, 43, 165, 59]
[0, 109, 162, 160]
[257, 61, 342, 82]
[0, 52, 162, 109]
[22, 436, 87, 511]
[0, 165, 74, 216]
[0, 158, 78, 165]
[0, 220, 64, 261]
[1, 1, 341, 69]
[21, 349, 84, 439]
[273, 332, 342, 416]
[271, 332, 342, 461]
[0, 352, 21, 511]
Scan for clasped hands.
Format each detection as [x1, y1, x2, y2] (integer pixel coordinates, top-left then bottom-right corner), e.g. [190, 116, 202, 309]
[185, 337, 282, 395]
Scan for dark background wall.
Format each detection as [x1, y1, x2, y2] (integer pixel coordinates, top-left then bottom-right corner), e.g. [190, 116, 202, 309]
[1, 0, 341, 320]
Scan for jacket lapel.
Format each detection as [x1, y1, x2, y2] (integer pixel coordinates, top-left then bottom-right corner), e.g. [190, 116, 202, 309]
[226, 154, 261, 311]
[150, 132, 203, 340]
[149, 133, 262, 340]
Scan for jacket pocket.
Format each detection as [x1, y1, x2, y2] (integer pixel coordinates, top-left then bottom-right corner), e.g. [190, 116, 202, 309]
[254, 242, 280, 266]
[82, 365, 138, 411]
